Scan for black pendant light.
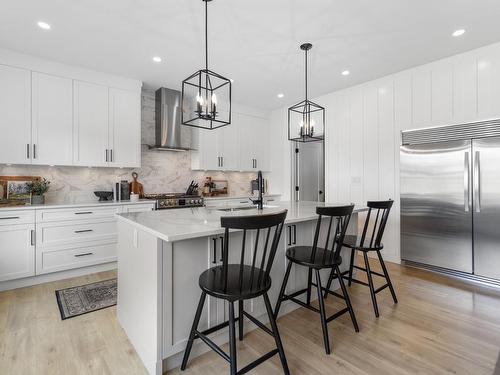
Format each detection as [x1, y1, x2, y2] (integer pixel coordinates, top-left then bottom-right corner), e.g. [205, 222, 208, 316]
[288, 43, 325, 142]
[181, 0, 231, 130]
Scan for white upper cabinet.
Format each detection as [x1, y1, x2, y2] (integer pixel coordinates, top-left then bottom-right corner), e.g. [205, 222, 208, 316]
[238, 114, 270, 172]
[477, 45, 500, 120]
[73, 81, 109, 166]
[192, 111, 269, 172]
[109, 88, 141, 168]
[0, 64, 31, 164]
[31, 72, 73, 166]
[0, 50, 142, 168]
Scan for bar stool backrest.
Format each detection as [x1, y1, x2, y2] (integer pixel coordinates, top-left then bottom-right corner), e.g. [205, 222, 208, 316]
[312, 205, 354, 260]
[359, 200, 393, 248]
[220, 210, 288, 291]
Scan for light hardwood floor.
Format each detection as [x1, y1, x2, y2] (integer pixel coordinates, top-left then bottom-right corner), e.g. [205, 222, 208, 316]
[1, 258, 500, 375]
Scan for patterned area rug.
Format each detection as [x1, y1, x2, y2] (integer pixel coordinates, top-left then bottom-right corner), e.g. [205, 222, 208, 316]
[55, 278, 117, 320]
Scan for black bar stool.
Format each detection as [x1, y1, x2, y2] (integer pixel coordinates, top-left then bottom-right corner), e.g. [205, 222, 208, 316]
[181, 210, 290, 375]
[325, 200, 397, 317]
[274, 205, 359, 355]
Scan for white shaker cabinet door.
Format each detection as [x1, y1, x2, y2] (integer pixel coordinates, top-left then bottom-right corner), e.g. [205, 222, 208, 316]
[73, 80, 109, 166]
[254, 116, 270, 172]
[238, 113, 256, 171]
[31, 72, 73, 166]
[0, 64, 31, 164]
[109, 88, 141, 168]
[0, 224, 35, 282]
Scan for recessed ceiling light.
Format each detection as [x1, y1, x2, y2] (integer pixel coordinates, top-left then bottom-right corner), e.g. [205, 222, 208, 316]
[152, 56, 162, 63]
[341, 70, 350, 76]
[277, 93, 284, 98]
[452, 29, 465, 37]
[37, 21, 51, 30]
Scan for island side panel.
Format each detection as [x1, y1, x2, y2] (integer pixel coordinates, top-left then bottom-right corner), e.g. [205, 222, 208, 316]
[117, 220, 163, 375]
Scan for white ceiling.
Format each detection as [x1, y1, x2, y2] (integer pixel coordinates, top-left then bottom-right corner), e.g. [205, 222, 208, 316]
[2, 0, 500, 110]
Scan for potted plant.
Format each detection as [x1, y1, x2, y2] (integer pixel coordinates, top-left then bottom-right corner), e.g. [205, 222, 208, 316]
[26, 178, 51, 205]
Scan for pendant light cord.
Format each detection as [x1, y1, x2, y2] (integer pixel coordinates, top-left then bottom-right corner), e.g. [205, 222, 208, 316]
[205, 0, 208, 70]
[304, 48, 308, 101]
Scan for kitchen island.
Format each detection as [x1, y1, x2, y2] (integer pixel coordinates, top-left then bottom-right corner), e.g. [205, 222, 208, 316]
[115, 201, 367, 375]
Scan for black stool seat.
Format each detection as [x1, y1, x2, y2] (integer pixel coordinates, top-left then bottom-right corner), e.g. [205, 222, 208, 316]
[342, 235, 383, 251]
[199, 265, 271, 301]
[286, 246, 342, 269]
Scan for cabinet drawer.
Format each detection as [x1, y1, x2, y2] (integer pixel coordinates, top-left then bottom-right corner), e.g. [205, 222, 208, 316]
[37, 243, 116, 274]
[121, 203, 155, 213]
[0, 210, 35, 226]
[37, 219, 117, 249]
[36, 205, 119, 222]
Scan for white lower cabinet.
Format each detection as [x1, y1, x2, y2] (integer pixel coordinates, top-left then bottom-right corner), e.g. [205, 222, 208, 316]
[0, 223, 35, 282]
[0, 202, 155, 283]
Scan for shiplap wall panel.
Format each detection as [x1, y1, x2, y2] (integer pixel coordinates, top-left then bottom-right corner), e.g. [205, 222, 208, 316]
[272, 42, 500, 263]
[363, 86, 379, 202]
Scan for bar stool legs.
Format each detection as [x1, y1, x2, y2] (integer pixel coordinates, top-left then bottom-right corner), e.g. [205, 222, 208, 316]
[238, 300, 244, 341]
[376, 250, 398, 304]
[274, 261, 293, 319]
[181, 292, 207, 370]
[348, 249, 355, 286]
[335, 265, 359, 332]
[264, 293, 291, 375]
[315, 270, 331, 354]
[363, 252, 380, 317]
[228, 302, 238, 375]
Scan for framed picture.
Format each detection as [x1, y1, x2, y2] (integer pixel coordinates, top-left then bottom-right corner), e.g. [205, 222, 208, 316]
[0, 176, 40, 203]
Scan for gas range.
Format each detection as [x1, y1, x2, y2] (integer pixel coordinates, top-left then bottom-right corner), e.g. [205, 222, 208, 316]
[143, 193, 204, 210]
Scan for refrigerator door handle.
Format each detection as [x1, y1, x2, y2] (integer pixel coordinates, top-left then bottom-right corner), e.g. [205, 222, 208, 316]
[464, 152, 470, 212]
[474, 151, 481, 213]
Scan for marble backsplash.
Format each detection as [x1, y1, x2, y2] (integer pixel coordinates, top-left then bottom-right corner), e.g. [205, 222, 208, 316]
[0, 89, 257, 204]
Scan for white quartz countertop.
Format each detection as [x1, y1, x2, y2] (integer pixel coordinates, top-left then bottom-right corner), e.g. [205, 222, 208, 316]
[116, 201, 367, 242]
[0, 199, 154, 211]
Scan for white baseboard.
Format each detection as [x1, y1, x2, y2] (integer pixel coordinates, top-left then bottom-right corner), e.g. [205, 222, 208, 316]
[0, 262, 117, 292]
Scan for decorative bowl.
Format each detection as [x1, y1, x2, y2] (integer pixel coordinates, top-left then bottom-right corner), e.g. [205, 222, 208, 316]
[94, 191, 113, 202]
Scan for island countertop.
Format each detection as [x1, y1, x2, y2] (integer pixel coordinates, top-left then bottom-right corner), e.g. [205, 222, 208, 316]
[116, 200, 367, 242]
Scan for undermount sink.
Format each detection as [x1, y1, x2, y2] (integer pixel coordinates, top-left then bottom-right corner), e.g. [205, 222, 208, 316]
[217, 205, 278, 212]
[217, 206, 255, 212]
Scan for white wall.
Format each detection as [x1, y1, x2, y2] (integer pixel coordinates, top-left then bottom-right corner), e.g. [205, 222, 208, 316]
[269, 41, 500, 263]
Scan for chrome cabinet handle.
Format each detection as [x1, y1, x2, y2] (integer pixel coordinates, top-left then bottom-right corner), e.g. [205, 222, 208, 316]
[105, 149, 108, 162]
[110, 149, 113, 162]
[464, 152, 470, 212]
[74, 229, 93, 233]
[30, 230, 35, 246]
[219, 236, 224, 262]
[75, 211, 93, 215]
[27, 144, 30, 159]
[212, 237, 217, 264]
[74, 252, 93, 258]
[0, 216, 20, 220]
[33, 144, 36, 159]
[474, 151, 481, 213]
[293, 225, 297, 244]
[287, 226, 292, 246]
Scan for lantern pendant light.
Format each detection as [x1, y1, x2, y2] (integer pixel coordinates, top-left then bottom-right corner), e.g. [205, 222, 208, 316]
[181, 0, 231, 130]
[288, 43, 325, 142]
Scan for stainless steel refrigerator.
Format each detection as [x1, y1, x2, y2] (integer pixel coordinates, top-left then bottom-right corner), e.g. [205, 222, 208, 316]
[401, 122, 500, 282]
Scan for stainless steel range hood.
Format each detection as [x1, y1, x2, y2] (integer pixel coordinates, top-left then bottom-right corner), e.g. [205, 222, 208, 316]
[149, 87, 191, 151]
